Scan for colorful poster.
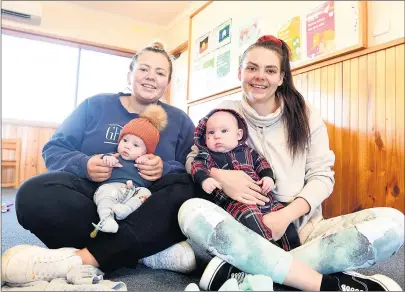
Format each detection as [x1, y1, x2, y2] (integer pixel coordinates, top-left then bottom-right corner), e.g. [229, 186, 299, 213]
[214, 19, 232, 50]
[238, 18, 262, 49]
[196, 32, 211, 60]
[306, 1, 335, 58]
[216, 50, 230, 78]
[278, 16, 301, 61]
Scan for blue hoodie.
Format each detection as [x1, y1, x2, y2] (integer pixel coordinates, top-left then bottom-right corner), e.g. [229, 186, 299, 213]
[42, 93, 195, 180]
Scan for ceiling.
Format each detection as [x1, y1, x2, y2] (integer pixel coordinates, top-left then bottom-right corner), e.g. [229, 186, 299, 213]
[69, 1, 194, 27]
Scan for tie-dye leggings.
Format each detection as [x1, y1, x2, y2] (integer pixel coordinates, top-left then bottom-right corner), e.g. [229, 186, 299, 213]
[178, 198, 404, 284]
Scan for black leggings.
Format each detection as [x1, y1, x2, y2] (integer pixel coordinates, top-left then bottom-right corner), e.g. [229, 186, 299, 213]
[15, 171, 210, 272]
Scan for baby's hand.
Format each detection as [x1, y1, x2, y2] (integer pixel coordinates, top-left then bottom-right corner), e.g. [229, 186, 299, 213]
[259, 177, 275, 194]
[202, 177, 222, 194]
[103, 154, 121, 167]
[135, 155, 149, 165]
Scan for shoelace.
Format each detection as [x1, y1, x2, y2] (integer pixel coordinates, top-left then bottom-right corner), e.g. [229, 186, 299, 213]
[32, 254, 76, 280]
[341, 284, 362, 291]
[231, 272, 247, 284]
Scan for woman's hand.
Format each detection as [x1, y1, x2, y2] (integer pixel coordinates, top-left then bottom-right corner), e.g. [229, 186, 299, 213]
[87, 153, 121, 182]
[135, 154, 163, 181]
[211, 168, 270, 206]
[262, 210, 291, 240]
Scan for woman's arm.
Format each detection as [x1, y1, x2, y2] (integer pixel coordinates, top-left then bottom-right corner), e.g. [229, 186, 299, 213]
[168, 115, 195, 172]
[163, 114, 196, 175]
[295, 120, 335, 218]
[42, 100, 91, 178]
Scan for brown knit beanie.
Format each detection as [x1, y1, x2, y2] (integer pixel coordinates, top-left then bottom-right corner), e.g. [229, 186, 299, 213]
[118, 104, 168, 154]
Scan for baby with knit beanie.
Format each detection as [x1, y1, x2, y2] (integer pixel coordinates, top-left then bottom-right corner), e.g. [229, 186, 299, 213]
[91, 104, 167, 237]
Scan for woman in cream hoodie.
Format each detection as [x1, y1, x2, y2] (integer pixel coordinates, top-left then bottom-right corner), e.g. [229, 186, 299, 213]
[181, 35, 404, 291]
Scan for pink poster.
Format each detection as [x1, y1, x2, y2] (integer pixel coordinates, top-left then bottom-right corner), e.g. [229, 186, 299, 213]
[306, 1, 335, 58]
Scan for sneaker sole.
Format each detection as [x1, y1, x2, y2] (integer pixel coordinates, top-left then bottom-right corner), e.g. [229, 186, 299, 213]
[178, 241, 197, 273]
[344, 271, 403, 291]
[1, 245, 35, 283]
[199, 256, 226, 291]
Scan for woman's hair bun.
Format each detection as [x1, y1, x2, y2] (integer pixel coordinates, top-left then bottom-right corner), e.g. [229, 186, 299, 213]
[150, 41, 165, 50]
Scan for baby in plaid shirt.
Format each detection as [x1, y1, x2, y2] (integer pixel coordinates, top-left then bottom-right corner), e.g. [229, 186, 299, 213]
[191, 108, 300, 250]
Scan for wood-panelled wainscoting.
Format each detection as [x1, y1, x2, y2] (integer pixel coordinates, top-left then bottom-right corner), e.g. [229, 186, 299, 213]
[2, 122, 57, 188]
[293, 42, 404, 218]
[188, 38, 404, 218]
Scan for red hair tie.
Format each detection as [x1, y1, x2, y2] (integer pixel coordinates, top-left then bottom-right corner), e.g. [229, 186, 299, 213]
[257, 35, 282, 48]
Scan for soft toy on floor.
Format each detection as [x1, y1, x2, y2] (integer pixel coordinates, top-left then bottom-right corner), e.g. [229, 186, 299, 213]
[1, 202, 13, 213]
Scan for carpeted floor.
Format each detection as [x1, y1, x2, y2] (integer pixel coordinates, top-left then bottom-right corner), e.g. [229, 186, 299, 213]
[1, 187, 404, 291]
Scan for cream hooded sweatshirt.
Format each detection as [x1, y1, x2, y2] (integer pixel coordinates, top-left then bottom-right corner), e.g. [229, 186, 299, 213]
[186, 94, 335, 232]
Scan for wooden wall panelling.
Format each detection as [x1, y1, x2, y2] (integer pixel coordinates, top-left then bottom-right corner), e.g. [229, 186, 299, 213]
[341, 60, 351, 215]
[293, 74, 302, 93]
[394, 45, 405, 211]
[349, 57, 360, 213]
[375, 50, 387, 208]
[357, 55, 369, 212]
[2, 124, 17, 185]
[301, 72, 308, 103]
[325, 65, 336, 218]
[385, 47, 396, 208]
[313, 69, 321, 112]
[307, 70, 315, 105]
[37, 128, 56, 174]
[320, 66, 330, 217]
[332, 63, 343, 217]
[320, 66, 329, 122]
[366, 52, 378, 209]
[2, 124, 56, 187]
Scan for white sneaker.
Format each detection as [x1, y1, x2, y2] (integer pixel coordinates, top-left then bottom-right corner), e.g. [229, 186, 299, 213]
[1, 245, 82, 284]
[184, 283, 200, 291]
[141, 241, 196, 273]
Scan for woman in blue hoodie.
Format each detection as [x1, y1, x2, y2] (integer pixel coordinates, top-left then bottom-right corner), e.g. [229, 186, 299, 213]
[2, 42, 207, 284]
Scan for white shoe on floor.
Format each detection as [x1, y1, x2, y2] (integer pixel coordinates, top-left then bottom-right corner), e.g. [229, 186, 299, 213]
[1, 245, 82, 284]
[141, 241, 196, 273]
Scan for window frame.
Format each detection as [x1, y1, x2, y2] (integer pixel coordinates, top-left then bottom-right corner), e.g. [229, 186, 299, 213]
[1, 26, 136, 127]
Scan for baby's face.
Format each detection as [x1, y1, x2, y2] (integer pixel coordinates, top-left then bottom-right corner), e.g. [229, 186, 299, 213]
[117, 134, 147, 160]
[205, 111, 243, 153]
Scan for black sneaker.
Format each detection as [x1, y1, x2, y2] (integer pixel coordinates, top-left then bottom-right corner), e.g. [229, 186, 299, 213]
[199, 256, 247, 291]
[331, 271, 402, 291]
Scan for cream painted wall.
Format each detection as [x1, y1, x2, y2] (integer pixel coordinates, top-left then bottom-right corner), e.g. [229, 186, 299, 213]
[2, 1, 162, 51]
[153, 1, 208, 51]
[159, 16, 190, 51]
[368, 1, 404, 47]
